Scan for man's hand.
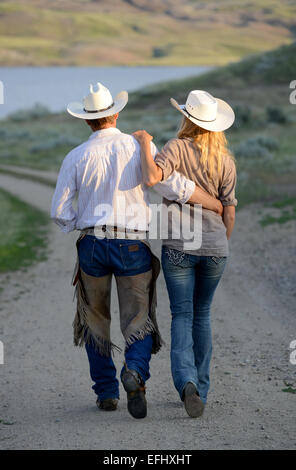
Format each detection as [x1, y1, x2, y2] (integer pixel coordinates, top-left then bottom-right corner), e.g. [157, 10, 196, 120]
[188, 186, 224, 216]
[216, 199, 223, 216]
[132, 130, 153, 145]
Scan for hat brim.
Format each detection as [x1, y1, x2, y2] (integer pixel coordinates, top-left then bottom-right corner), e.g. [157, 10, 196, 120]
[170, 97, 235, 132]
[67, 91, 128, 119]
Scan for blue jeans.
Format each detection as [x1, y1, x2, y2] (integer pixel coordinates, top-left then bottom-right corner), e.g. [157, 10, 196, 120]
[161, 246, 227, 404]
[78, 236, 153, 401]
[85, 335, 153, 401]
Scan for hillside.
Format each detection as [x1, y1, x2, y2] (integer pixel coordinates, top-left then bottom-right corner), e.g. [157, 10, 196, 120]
[128, 42, 296, 107]
[0, 0, 295, 65]
[123, 43, 296, 206]
[1, 42, 295, 213]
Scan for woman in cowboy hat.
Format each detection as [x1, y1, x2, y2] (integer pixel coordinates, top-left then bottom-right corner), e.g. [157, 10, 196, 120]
[133, 90, 237, 418]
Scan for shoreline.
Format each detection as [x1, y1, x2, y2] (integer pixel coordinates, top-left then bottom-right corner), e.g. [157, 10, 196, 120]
[0, 65, 212, 120]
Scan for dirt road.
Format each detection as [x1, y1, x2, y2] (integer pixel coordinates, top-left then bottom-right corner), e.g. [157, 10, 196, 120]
[0, 171, 295, 450]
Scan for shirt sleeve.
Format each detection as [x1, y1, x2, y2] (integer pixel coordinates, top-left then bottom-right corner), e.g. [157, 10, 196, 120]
[154, 171, 195, 204]
[151, 141, 158, 159]
[219, 158, 238, 207]
[154, 139, 181, 181]
[51, 153, 77, 232]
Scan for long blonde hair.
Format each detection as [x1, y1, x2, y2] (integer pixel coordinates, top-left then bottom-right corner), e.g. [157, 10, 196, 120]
[177, 116, 234, 180]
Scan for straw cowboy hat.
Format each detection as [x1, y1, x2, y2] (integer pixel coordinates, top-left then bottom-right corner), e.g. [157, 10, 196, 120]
[170, 90, 235, 132]
[67, 82, 128, 119]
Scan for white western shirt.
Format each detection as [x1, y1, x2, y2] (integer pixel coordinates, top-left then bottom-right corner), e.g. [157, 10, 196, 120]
[51, 128, 195, 232]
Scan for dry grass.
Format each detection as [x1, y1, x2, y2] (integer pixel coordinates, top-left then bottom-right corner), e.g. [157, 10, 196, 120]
[0, 0, 295, 65]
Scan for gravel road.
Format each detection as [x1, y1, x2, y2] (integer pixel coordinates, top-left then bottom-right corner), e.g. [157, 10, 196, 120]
[0, 171, 295, 450]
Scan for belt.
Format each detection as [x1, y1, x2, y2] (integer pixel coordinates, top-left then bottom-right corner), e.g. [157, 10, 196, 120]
[81, 225, 148, 240]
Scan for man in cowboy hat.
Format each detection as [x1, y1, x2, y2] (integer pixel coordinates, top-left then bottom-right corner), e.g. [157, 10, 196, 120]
[51, 82, 222, 419]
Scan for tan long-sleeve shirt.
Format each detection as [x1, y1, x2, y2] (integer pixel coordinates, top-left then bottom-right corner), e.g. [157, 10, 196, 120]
[155, 137, 237, 256]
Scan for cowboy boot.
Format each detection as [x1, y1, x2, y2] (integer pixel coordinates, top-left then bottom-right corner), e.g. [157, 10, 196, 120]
[96, 398, 118, 411]
[183, 382, 204, 418]
[121, 369, 147, 419]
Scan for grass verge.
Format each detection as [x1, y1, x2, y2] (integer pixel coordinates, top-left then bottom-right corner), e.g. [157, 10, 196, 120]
[260, 197, 296, 226]
[0, 188, 49, 272]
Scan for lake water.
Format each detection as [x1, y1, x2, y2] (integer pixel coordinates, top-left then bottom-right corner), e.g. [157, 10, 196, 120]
[0, 66, 211, 119]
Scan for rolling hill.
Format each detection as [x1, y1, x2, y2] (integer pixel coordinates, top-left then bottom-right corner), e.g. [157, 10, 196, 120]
[0, 0, 295, 65]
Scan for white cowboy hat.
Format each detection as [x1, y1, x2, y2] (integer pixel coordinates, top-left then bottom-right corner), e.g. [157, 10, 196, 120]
[170, 90, 235, 132]
[67, 82, 128, 119]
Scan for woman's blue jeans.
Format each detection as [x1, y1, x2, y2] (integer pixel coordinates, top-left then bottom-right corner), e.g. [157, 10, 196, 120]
[161, 246, 227, 404]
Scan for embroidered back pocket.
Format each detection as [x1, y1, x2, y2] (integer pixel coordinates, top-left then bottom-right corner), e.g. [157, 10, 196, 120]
[163, 247, 186, 266]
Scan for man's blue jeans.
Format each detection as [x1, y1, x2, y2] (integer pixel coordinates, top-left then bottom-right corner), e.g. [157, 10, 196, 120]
[161, 246, 227, 404]
[85, 335, 153, 401]
[78, 236, 153, 402]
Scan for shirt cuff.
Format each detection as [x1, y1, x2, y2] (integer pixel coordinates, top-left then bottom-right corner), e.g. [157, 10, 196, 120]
[52, 218, 76, 233]
[178, 179, 195, 204]
[154, 158, 170, 181]
[222, 198, 238, 207]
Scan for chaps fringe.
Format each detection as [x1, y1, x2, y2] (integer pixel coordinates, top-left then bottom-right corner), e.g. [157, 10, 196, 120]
[72, 234, 164, 356]
[72, 270, 121, 356]
[125, 316, 156, 348]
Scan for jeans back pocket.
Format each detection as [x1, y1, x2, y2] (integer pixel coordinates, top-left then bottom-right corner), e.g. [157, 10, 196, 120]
[163, 247, 187, 266]
[78, 235, 96, 266]
[119, 241, 151, 271]
[206, 256, 227, 270]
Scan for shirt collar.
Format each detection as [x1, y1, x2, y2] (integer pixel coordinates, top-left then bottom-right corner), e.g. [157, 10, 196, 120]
[89, 128, 122, 140]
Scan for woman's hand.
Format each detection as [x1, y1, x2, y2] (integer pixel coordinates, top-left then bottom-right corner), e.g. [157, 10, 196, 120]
[132, 130, 153, 145]
[133, 130, 162, 186]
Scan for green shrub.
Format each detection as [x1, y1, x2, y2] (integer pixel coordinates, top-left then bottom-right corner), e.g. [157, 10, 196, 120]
[266, 106, 287, 124]
[152, 45, 172, 58]
[0, 128, 31, 139]
[249, 135, 279, 151]
[235, 135, 279, 159]
[30, 134, 81, 153]
[232, 105, 252, 129]
[8, 104, 51, 122]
